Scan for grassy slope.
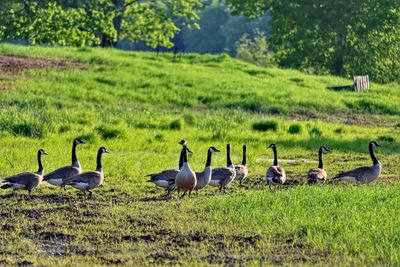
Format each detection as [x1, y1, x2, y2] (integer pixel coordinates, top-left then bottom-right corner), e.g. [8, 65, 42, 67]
[0, 44, 399, 266]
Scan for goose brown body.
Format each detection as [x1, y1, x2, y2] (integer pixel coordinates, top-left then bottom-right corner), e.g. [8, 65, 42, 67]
[63, 147, 108, 195]
[210, 144, 236, 191]
[1, 149, 47, 195]
[175, 145, 197, 196]
[266, 144, 286, 185]
[44, 138, 85, 187]
[307, 146, 329, 184]
[234, 145, 248, 186]
[333, 141, 381, 184]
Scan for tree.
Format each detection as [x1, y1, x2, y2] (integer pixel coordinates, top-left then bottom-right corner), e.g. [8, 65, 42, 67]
[0, 0, 201, 48]
[224, 0, 400, 83]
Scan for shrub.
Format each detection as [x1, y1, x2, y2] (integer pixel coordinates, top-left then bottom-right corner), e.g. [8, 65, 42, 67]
[288, 124, 302, 134]
[378, 135, 395, 143]
[252, 120, 278, 132]
[76, 133, 98, 143]
[395, 122, 400, 129]
[334, 127, 345, 134]
[96, 125, 124, 140]
[0, 120, 45, 138]
[183, 114, 196, 126]
[235, 29, 271, 67]
[169, 119, 183, 130]
[309, 127, 322, 137]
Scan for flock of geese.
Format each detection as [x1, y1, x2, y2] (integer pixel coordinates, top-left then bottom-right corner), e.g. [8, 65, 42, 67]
[0, 138, 382, 198]
[147, 140, 382, 197]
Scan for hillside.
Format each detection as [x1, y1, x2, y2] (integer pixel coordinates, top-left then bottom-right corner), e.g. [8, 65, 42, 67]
[0, 44, 399, 266]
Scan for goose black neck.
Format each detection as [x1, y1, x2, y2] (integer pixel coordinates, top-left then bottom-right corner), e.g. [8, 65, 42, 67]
[272, 146, 278, 166]
[369, 143, 379, 165]
[178, 147, 185, 169]
[96, 149, 103, 170]
[182, 146, 188, 163]
[226, 145, 232, 166]
[72, 141, 78, 164]
[241, 146, 247, 166]
[37, 151, 43, 172]
[318, 147, 324, 168]
[206, 150, 213, 167]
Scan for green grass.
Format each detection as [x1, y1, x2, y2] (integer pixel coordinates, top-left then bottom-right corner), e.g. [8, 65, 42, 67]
[0, 44, 399, 266]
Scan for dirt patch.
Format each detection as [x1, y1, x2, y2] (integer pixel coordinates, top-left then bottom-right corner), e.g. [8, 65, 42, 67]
[0, 55, 84, 76]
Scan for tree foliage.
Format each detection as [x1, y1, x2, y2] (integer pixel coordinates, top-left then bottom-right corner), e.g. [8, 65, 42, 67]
[224, 0, 400, 83]
[0, 0, 201, 48]
[235, 29, 271, 67]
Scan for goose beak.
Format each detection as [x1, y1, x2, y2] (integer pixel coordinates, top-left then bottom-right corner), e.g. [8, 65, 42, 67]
[214, 149, 221, 152]
[104, 150, 109, 153]
[44, 152, 48, 155]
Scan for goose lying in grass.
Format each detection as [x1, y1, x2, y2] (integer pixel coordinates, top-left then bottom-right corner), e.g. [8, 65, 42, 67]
[333, 141, 381, 184]
[194, 146, 220, 194]
[235, 144, 248, 186]
[63, 147, 108, 196]
[307, 146, 329, 184]
[43, 138, 85, 189]
[146, 140, 192, 196]
[210, 144, 236, 192]
[266, 144, 286, 189]
[1, 149, 48, 196]
[175, 143, 197, 198]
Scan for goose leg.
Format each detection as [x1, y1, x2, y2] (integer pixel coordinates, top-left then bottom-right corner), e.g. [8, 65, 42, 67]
[240, 180, 242, 187]
[189, 190, 192, 197]
[88, 190, 93, 197]
[180, 191, 187, 199]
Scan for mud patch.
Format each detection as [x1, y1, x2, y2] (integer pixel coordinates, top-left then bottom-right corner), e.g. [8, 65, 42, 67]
[0, 55, 84, 75]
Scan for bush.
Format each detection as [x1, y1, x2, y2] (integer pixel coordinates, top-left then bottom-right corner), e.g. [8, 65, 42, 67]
[309, 127, 322, 137]
[334, 127, 345, 134]
[96, 125, 124, 140]
[378, 135, 395, 143]
[169, 119, 183, 130]
[235, 29, 271, 67]
[288, 124, 302, 134]
[0, 120, 45, 138]
[252, 120, 278, 132]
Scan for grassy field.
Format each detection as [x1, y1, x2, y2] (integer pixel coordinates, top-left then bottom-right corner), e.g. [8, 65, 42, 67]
[0, 44, 399, 266]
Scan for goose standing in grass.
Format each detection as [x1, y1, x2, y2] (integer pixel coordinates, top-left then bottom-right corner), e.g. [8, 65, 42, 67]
[1, 149, 48, 196]
[146, 140, 192, 196]
[175, 143, 197, 198]
[333, 141, 381, 184]
[63, 147, 108, 196]
[307, 146, 329, 184]
[266, 144, 286, 188]
[235, 144, 248, 186]
[43, 138, 85, 189]
[210, 144, 236, 192]
[194, 146, 220, 194]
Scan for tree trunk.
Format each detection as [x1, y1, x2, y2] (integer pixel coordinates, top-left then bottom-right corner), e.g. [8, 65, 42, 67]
[101, 0, 126, 47]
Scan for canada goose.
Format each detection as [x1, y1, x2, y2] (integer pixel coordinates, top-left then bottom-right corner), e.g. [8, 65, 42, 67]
[194, 146, 220, 193]
[175, 144, 197, 198]
[43, 138, 85, 188]
[1, 149, 48, 196]
[63, 147, 108, 196]
[210, 144, 236, 192]
[235, 144, 248, 186]
[266, 144, 286, 186]
[333, 141, 381, 184]
[307, 146, 329, 184]
[146, 140, 192, 196]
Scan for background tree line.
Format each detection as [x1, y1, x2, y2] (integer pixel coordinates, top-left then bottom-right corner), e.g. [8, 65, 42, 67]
[0, 0, 399, 83]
